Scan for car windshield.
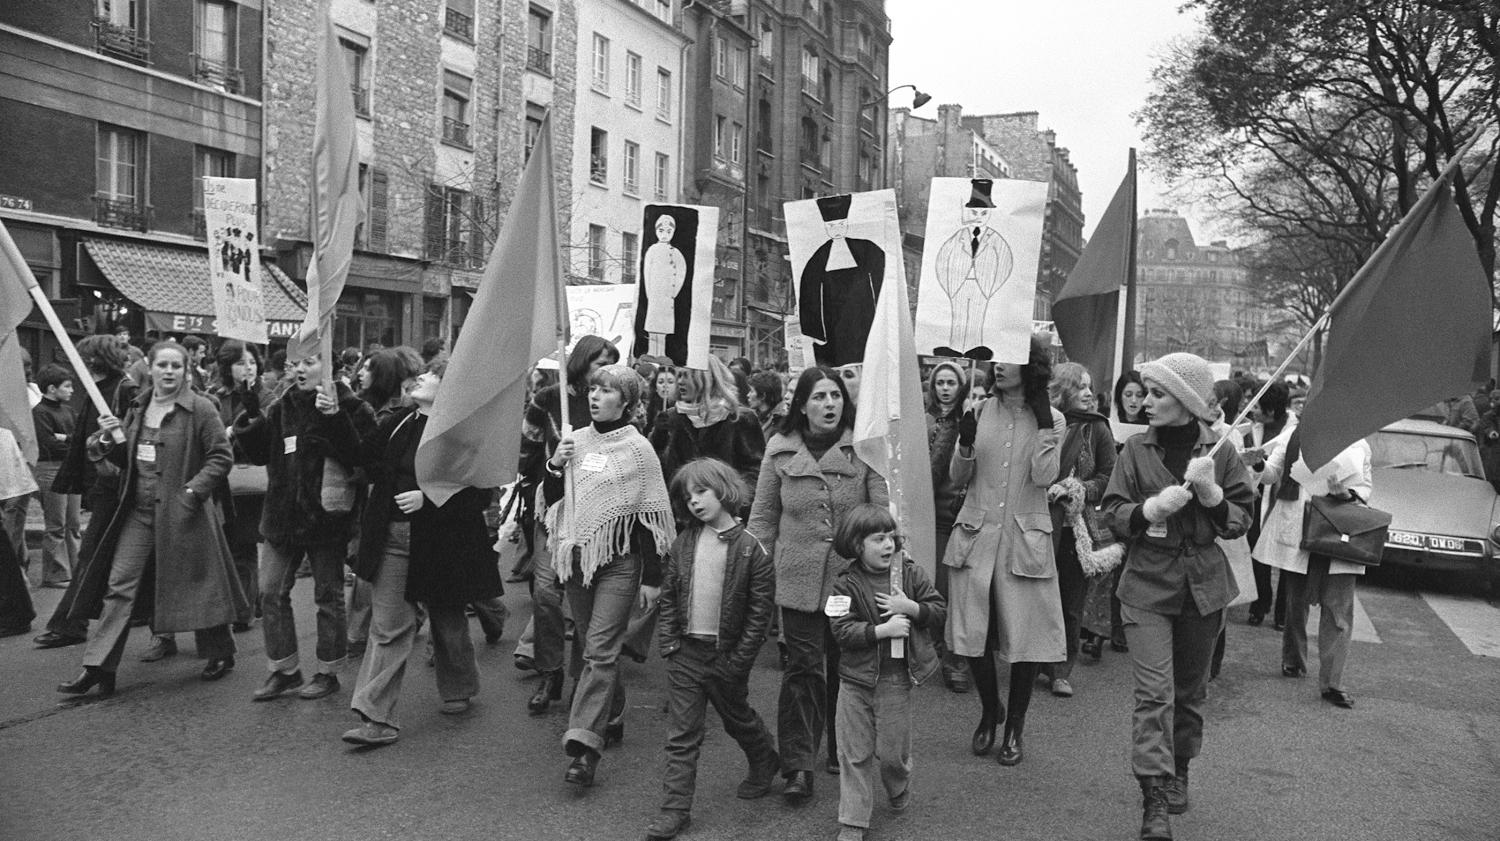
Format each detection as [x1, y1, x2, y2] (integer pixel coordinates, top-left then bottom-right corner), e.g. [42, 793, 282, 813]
[1367, 431, 1485, 479]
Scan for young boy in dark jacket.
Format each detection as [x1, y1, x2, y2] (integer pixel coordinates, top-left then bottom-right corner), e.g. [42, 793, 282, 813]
[828, 503, 946, 841]
[645, 458, 778, 841]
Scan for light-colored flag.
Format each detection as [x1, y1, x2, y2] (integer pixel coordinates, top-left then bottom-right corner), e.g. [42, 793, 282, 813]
[852, 190, 936, 580]
[416, 114, 569, 505]
[0, 218, 38, 463]
[287, 4, 364, 362]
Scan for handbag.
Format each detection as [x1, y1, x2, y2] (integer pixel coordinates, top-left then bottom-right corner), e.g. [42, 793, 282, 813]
[1299, 492, 1391, 567]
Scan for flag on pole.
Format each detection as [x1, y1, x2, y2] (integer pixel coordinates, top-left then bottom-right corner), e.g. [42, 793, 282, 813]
[416, 114, 569, 505]
[853, 191, 935, 579]
[0, 218, 38, 463]
[287, 3, 364, 361]
[1299, 176, 1492, 470]
[1052, 153, 1135, 398]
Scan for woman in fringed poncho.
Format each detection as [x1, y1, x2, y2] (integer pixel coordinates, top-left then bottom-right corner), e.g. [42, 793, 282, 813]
[544, 364, 676, 787]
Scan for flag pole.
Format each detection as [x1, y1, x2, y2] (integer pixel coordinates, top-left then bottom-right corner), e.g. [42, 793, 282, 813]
[1110, 149, 1138, 408]
[0, 229, 122, 441]
[1198, 137, 1480, 462]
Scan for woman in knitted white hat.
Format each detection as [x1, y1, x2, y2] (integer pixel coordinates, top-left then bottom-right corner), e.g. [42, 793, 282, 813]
[1100, 352, 1256, 841]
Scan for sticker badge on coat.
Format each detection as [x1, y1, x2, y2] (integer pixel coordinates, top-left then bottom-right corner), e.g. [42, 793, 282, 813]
[1146, 522, 1168, 539]
[824, 595, 851, 618]
[580, 452, 608, 472]
[283, 436, 297, 454]
[136, 442, 157, 464]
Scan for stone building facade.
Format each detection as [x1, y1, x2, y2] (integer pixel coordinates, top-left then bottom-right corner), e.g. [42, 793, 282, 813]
[265, 0, 577, 353]
[740, 0, 892, 367]
[961, 110, 1083, 321]
[1134, 208, 1274, 368]
[0, 0, 284, 364]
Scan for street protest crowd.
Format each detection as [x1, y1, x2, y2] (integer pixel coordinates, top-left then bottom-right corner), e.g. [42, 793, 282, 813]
[8, 326, 1489, 841]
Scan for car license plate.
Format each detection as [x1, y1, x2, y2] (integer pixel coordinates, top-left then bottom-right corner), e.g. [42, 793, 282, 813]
[1388, 531, 1425, 548]
[1427, 536, 1465, 552]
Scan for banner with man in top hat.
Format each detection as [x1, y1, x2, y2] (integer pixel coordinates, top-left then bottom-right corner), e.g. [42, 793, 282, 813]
[787, 193, 888, 373]
[915, 177, 1048, 363]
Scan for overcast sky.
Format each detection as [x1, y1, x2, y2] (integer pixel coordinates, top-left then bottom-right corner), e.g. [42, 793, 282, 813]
[885, 0, 1207, 241]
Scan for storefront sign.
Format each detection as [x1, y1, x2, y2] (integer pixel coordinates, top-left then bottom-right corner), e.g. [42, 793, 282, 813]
[203, 177, 268, 343]
[146, 310, 298, 339]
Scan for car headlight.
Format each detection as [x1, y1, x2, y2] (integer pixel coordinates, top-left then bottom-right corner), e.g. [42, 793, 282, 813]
[1492, 525, 1500, 545]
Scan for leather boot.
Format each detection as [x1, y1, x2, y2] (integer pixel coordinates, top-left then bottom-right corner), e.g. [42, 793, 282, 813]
[997, 718, 1024, 766]
[1139, 776, 1173, 840]
[564, 748, 600, 786]
[1165, 762, 1189, 814]
[528, 669, 563, 714]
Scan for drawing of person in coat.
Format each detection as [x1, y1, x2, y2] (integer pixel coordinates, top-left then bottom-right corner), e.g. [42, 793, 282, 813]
[934, 179, 1014, 356]
[797, 194, 885, 368]
[634, 206, 700, 365]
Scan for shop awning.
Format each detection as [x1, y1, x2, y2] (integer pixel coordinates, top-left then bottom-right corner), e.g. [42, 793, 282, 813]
[83, 238, 308, 339]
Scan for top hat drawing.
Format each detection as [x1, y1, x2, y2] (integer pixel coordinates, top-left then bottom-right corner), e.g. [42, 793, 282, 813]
[965, 179, 995, 209]
[817, 194, 853, 222]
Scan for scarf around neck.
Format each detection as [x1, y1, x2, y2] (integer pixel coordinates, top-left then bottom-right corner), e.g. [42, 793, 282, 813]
[676, 398, 731, 428]
[546, 423, 676, 586]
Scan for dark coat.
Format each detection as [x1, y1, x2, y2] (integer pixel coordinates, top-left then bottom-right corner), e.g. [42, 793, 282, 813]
[232, 381, 376, 548]
[51, 371, 136, 498]
[353, 407, 502, 607]
[657, 522, 775, 676]
[649, 407, 766, 511]
[798, 236, 885, 367]
[829, 559, 946, 689]
[69, 388, 250, 631]
[1049, 409, 1118, 535]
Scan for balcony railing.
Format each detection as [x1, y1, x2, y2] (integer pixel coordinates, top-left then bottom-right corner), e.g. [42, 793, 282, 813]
[92, 18, 150, 64]
[527, 46, 551, 74]
[444, 8, 474, 41]
[352, 85, 370, 116]
[94, 195, 151, 231]
[858, 111, 876, 136]
[442, 116, 471, 147]
[192, 55, 244, 94]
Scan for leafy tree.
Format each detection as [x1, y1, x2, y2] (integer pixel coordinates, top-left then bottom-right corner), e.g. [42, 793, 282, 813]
[1138, 0, 1500, 329]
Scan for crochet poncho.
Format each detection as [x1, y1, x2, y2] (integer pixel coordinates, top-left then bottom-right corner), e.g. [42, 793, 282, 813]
[546, 423, 676, 586]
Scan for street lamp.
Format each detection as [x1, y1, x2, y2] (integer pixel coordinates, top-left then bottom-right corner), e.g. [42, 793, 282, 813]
[860, 83, 931, 111]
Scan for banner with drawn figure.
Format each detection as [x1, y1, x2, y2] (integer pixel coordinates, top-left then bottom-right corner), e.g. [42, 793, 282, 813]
[568, 282, 636, 359]
[633, 203, 718, 368]
[203, 177, 268, 343]
[914, 177, 1048, 364]
[785, 191, 897, 371]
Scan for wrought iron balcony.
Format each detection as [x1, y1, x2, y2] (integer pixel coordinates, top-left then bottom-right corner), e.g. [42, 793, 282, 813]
[91, 17, 151, 64]
[527, 46, 552, 74]
[94, 195, 151, 231]
[192, 55, 244, 94]
[444, 8, 474, 41]
[442, 116, 471, 147]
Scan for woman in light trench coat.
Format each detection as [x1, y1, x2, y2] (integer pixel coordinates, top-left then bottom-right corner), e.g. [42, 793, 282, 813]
[943, 334, 1065, 767]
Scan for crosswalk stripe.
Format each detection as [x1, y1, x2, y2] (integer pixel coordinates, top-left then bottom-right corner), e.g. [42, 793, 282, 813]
[1418, 592, 1500, 658]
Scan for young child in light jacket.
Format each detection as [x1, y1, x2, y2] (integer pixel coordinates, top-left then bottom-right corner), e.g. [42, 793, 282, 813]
[828, 503, 947, 841]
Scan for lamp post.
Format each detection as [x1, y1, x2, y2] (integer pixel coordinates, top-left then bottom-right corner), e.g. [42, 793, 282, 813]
[859, 83, 931, 111]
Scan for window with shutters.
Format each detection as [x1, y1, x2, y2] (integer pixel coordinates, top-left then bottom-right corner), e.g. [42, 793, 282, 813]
[358, 166, 388, 251]
[442, 71, 473, 148]
[425, 184, 477, 267]
[526, 6, 552, 74]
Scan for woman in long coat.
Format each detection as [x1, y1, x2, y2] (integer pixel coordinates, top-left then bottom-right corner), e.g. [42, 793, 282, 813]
[340, 359, 503, 746]
[747, 366, 888, 801]
[944, 333, 1065, 767]
[59, 341, 248, 696]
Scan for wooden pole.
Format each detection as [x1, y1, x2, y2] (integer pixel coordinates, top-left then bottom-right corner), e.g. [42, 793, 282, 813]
[25, 287, 124, 443]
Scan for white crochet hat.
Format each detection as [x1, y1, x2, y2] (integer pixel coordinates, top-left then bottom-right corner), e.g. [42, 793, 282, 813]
[1138, 353, 1215, 421]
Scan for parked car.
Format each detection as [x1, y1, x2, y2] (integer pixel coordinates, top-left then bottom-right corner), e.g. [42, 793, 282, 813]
[1364, 419, 1500, 589]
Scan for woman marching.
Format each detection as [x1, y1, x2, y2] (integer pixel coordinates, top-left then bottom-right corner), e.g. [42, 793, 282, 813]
[545, 363, 675, 786]
[58, 341, 249, 696]
[1101, 353, 1254, 841]
[1040, 362, 1117, 697]
[944, 333, 1065, 767]
[748, 367, 888, 801]
[340, 360, 503, 746]
[924, 359, 970, 693]
[649, 355, 765, 507]
[210, 339, 271, 634]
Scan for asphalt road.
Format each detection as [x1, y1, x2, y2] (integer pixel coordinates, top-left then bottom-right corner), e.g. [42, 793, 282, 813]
[1, 570, 1497, 841]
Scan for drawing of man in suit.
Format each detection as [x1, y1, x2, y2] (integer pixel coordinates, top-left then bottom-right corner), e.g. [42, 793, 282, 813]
[934, 179, 1014, 355]
[797, 194, 885, 367]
